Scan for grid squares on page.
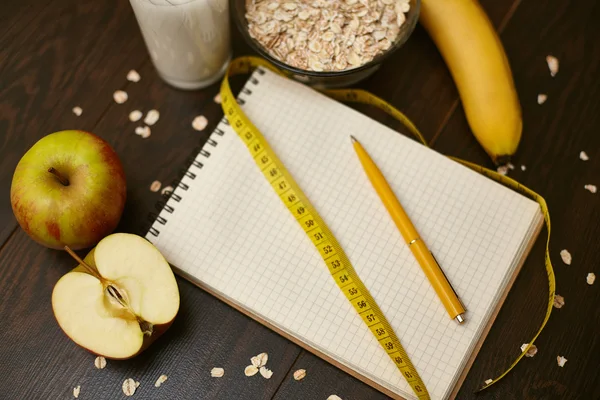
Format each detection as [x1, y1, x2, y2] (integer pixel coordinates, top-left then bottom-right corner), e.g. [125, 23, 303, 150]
[146, 68, 542, 400]
[239, 69, 541, 397]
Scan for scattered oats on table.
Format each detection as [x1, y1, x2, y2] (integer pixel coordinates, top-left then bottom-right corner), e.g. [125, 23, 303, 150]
[150, 180, 162, 192]
[211, 367, 225, 377]
[127, 69, 141, 82]
[113, 90, 128, 104]
[94, 355, 106, 369]
[214, 93, 222, 104]
[251, 352, 268, 368]
[521, 165, 526, 171]
[560, 249, 572, 265]
[245, 365, 259, 376]
[327, 395, 343, 400]
[122, 378, 138, 396]
[144, 109, 160, 126]
[484, 379, 493, 385]
[129, 110, 143, 122]
[537, 94, 547, 105]
[584, 184, 597, 193]
[72, 106, 83, 116]
[546, 55, 559, 77]
[587, 272, 596, 285]
[496, 165, 509, 175]
[259, 366, 273, 379]
[293, 368, 306, 380]
[520, 343, 538, 357]
[553, 294, 565, 309]
[73, 385, 81, 398]
[245, 0, 411, 72]
[192, 115, 208, 131]
[135, 126, 151, 138]
[154, 374, 168, 388]
[579, 151, 589, 161]
[556, 355, 567, 367]
[161, 185, 174, 195]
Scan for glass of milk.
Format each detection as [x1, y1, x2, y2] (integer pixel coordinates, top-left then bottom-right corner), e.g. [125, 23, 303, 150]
[129, 0, 231, 90]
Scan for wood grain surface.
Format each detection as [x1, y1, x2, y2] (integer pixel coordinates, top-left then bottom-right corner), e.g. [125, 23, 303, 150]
[0, 0, 598, 399]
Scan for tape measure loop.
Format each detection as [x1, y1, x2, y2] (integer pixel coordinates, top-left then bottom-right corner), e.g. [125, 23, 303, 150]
[219, 56, 555, 398]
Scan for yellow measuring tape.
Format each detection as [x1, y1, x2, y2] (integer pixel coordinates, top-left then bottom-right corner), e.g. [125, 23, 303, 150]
[219, 56, 555, 398]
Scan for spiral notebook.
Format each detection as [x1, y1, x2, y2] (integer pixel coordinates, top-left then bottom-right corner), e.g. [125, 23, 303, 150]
[145, 67, 544, 400]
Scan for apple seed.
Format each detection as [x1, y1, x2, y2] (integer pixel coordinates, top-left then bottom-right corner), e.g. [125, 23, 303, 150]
[154, 374, 168, 388]
[94, 356, 107, 369]
[73, 385, 81, 398]
[127, 70, 141, 82]
[122, 378, 138, 396]
[144, 110, 160, 126]
[113, 90, 128, 104]
[211, 367, 224, 377]
[150, 181, 162, 192]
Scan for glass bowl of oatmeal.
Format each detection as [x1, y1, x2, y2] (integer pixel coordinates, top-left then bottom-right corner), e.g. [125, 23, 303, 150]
[232, 0, 420, 88]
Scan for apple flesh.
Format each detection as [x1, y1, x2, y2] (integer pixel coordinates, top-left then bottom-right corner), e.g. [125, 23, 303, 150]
[10, 130, 126, 250]
[52, 233, 180, 359]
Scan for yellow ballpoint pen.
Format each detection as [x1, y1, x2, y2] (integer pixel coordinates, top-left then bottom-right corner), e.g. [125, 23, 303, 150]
[351, 136, 466, 324]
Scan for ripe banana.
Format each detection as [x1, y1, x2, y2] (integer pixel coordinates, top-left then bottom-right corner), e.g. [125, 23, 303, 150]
[419, 0, 522, 165]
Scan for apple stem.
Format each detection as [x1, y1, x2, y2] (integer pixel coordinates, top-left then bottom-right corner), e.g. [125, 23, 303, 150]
[48, 167, 70, 186]
[64, 245, 104, 282]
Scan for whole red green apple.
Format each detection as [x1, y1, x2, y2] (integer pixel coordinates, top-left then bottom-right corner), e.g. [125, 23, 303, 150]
[10, 130, 126, 250]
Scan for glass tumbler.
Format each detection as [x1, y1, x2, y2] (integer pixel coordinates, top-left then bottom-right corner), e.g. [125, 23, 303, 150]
[129, 0, 231, 90]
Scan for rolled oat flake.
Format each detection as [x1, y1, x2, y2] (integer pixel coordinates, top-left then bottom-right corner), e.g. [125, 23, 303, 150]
[122, 378, 138, 396]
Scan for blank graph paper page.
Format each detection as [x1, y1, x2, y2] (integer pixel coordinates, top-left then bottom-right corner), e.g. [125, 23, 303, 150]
[147, 68, 541, 400]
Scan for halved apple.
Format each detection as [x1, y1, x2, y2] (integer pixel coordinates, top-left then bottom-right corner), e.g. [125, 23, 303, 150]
[52, 233, 180, 359]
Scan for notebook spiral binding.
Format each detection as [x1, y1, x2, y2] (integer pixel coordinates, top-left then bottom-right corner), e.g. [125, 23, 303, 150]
[142, 68, 265, 238]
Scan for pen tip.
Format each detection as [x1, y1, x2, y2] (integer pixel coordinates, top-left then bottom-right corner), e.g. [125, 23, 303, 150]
[350, 135, 357, 143]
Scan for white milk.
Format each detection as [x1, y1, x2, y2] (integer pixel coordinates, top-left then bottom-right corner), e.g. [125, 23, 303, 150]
[129, 0, 231, 90]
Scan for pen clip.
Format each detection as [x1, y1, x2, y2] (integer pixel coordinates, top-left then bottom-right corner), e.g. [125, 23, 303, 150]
[430, 252, 466, 312]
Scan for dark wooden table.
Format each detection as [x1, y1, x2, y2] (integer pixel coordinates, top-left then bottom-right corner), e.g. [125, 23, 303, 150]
[1, 0, 599, 399]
